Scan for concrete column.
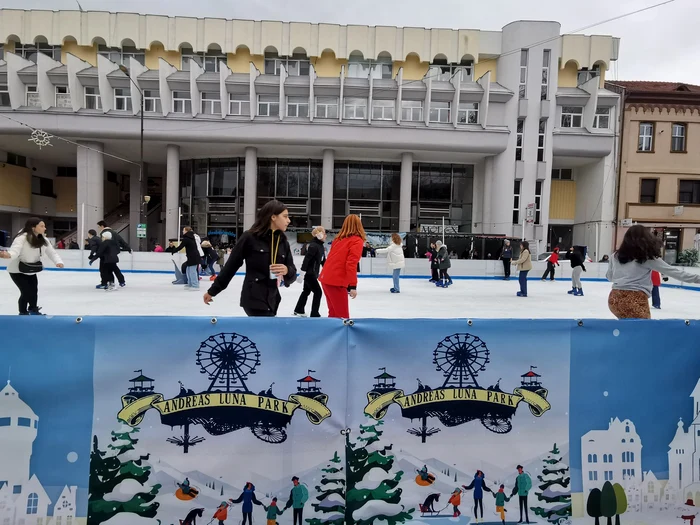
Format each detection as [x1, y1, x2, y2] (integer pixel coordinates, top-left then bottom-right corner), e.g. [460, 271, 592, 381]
[243, 147, 258, 230]
[321, 149, 334, 228]
[129, 165, 145, 249]
[11, 213, 23, 236]
[165, 145, 180, 242]
[76, 141, 104, 247]
[399, 152, 413, 232]
[483, 157, 494, 233]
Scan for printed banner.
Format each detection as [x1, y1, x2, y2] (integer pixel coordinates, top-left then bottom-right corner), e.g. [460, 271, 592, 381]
[0, 317, 697, 525]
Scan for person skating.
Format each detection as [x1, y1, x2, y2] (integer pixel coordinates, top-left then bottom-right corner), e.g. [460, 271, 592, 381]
[264, 497, 284, 525]
[97, 220, 131, 287]
[87, 229, 101, 259]
[200, 239, 218, 276]
[435, 240, 452, 287]
[204, 200, 296, 317]
[294, 226, 326, 317]
[0, 218, 64, 315]
[606, 225, 700, 319]
[90, 231, 120, 290]
[541, 247, 560, 281]
[427, 242, 439, 282]
[510, 465, 532, 524]
[493, 484, 510, 524]
[651, 270, 666, 309]
[375, 233, 405, 293]
[284, 476, 309, 525]
[511, 241, 532, 297]
[500, 240, 513, 280]
[566, 246, 586, 296]
[171, 227, 203, 291]
[462, 470, 492, 523]
[448, 488, 462, 517]
[318, 215, 365, 319]
[231, 482, 263, 525]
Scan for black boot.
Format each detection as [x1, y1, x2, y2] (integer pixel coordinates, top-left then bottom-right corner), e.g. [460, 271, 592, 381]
[28, 307, 44, 316]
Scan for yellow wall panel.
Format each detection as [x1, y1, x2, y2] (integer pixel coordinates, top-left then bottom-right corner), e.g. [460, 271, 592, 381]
[474, 59, 497, 82]
[227, 48, 264, 74]
[62, 42, 97, 66]
[394, 54, 429, 81]
[312, 51, 346, 78]
[0, 165, 31, 208]
[558, 60, 578, 88]
[549, 180, 576, 220]
[55, 176, 77, 214]
[146, 44, 180, 69]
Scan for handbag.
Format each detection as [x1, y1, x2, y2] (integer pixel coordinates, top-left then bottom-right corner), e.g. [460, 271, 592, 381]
[19, 246, 44, 273]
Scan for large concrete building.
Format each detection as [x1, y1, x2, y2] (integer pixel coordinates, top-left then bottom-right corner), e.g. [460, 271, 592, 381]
[0, 9, 619, 256]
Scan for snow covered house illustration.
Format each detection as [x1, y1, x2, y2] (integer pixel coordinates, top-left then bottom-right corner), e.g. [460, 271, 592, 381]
[0, 381, 76, 525]
[640, 471, 668, 510]
[668, 378, 700, 506]
[581, 417, 643, 494]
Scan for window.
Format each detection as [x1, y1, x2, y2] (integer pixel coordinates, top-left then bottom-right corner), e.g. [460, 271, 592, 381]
[114, 88, 131, 111]
[143, 90, 161, 113]
[513, 180, 521, 224]
[13, 485, 22, 494]
[605, 471, 614, 481]
[84, 86, 102, 110]
[516, 119, 524, 161]
[264, 51, 310, 76]
[316, 97, 338, 119]
[457, 102, 479, 124]
[588, 471, 598, 481]
[594, 107, 610, 129]
[98, 45, 145, 66]
[200, 92, 221, 115]
[640, 179, 657, 203]
[429, 101, 451, 123]
[27, 493, 38, 515]
[587, 454, 593, 463]
[26, 85, 40, 107]
[603, 454, 608, 463]
[172, 92, 192, 114]
[0, 417, 9, 426]
[7, 153, 27, 167]
[561, 106, 583, 128]
[16, 42, 61, 62]
[537, 119, 546, 161]
[347, 52, 392, 79]
[648, 482, 655, 492]
[181, 47, 226, 73]
[343, 97, 367, 120]
[0, 43, 3, 61]
[551, 169, 573, 180]
[577, 65, 600, 85]
[638, 122, 654, 151]
[55, 86, 71, 108]
[401, 100, 423, 122]
[372, 99, 395, 120]
[258, 95, 279, 117]
[535, 180, 542, 224]
[672, 123, 687, 152]
[229, 94, 250, 116]
[287, 96, 309, 118]
[679, 180, 700, 204]
[428, 60, 473, 82]
[0, 84, 9, 106]
[18, 417, 31, 427]
[519, 49, 528, 99]
[541, 50, 550, 100]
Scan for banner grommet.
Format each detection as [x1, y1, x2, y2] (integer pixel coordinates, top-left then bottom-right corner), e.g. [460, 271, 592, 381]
[577, 320, 584, 327]
[686, 319, 691, 326]
[467, 319, 473, 326]
[76, 317, 83, 324]
[211, 317, 217, 324]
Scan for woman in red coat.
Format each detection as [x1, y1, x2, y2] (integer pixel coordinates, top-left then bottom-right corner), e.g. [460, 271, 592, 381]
[318, 214, 366, 318]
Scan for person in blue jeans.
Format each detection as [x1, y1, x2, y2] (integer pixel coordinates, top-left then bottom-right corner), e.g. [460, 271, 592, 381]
[511, 241, 532, 297]
[375, 233, 406, 294]
[170, 227, 202, 290]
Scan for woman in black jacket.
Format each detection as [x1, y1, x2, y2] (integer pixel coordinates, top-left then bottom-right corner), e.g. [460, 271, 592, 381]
[172, 227, 203, 290]
[204, 200, 296, 316]
[293, 226, 326, 317]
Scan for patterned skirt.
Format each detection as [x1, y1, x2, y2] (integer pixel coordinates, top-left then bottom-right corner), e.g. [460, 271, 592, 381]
[608, 289, 651, 319]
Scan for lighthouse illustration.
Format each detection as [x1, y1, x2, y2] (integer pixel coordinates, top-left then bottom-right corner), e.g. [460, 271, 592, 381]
[0, 380, 77, 525]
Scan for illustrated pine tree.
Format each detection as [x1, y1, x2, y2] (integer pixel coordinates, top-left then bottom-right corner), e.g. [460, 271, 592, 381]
[221, 486, 224, 497]
[88, 423, 161, 525]
[530, 443, 572, 523]
[344, 418, 413, 525]
[306, 451, 346, 525]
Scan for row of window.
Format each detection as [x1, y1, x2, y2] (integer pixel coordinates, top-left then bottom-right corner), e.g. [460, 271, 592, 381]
[638, 122, 687, 152]
[640, 178, 700, 205]
[560, 106, 610, 129]
[512, 179, 543, 225]
[0, 417, 37, 428]
[518, 48, 553, 101]
[587, 453, 615, 463]
[588, 471, 614, 481]
[515, 118, 548, 162]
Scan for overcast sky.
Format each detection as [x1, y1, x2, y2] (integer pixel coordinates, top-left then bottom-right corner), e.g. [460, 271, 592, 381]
[4, 0, 699, 85]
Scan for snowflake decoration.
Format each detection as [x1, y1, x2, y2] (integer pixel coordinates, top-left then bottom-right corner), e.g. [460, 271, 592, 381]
[28, 129, 53, 149]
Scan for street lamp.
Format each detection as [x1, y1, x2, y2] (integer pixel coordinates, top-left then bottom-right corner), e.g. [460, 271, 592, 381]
[118, 64, 146, 252]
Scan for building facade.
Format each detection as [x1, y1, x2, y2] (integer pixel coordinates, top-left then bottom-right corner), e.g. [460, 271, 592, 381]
[0, 9, 619, 255]
[609, 81, 700, 263]
[668, 378, 700, 505]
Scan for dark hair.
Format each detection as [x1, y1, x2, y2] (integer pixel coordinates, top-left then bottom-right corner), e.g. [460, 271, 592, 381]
[520, 241, 529, 252]
[616, 225, 661, 264]
[97, 220, 107, 228]
[88, 229, 97, 236]
[18, 217, 47, 249]
[517, 465, 523, 470]
[249, 200, 288, 236]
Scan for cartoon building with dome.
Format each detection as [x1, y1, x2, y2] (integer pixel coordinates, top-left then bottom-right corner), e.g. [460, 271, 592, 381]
[0, 380, 77, 525]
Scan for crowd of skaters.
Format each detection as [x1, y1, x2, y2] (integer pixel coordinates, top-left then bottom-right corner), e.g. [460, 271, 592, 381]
[2, 200, 700, 319]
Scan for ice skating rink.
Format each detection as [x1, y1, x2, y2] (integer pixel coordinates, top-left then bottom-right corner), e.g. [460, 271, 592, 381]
[1, 270, 699, 318]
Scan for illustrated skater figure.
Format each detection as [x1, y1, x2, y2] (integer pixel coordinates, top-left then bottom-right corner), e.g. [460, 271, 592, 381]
[422, 493, 440, 513]
[510, 465, 532, 524]
[90, 231, 120, 290]
[264, 497, 284, 525]
[179, 508, 204, 525]
[97, 220, 130, 287]
[294, 226, 326, 317]
[212, 502, 230, 525]
[493, 484, 510, 525]
[500, 240, 513, 280]
[566, 246, 586, 296]
[448, 488, 462, 517]
[435, 240, 452, 287]
[541, 247, 560, 281]
[462, 470, 492, 523]
[284, 476, 309, 525]
[231, 482, 262, 525]
[512, 241, 532, 297]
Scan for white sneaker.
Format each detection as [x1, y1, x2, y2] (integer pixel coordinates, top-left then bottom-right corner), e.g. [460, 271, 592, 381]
[107, 283, 116, 291]
[293, 312, 308, 317]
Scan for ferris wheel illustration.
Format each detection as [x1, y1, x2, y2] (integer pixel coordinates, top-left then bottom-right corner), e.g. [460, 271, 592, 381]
[432, 333, 490, 388]
[196, 332, 261, 392]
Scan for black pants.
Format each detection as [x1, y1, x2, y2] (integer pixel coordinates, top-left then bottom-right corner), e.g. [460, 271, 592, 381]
[244, 307, 276, 317]
[542, 261, 556, 280]
[10, 273, 38, 314]
[502, 258, 511, 277]
[242, 511, 252, 525]
[100, 262, 119, 285]
[518, 495, 529, 522]
[99, 260, 124, 285]
[439, 269, 451, 282]
[473, 498, 483, 518]
[293, 508, 303, 525]
[431, 267, 439, 280]
[294, 276, 322, 317]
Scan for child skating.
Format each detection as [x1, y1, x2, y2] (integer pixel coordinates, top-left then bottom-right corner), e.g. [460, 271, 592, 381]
[212, 501, 230, 525]
[448, 488, 462, 517]
[264, 497, 284, 525]
[493, 484, 510, 524]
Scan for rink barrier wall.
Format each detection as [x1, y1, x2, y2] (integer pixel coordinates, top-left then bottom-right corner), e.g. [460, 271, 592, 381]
[0, 316, 698, 525]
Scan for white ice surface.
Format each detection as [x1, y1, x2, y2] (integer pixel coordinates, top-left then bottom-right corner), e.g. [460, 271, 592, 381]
[1, 271, 699, 319]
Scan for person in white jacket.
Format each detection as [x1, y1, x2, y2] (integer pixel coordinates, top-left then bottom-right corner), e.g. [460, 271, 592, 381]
[375, 233, 406, 293]
[0, 218, 64, 315]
